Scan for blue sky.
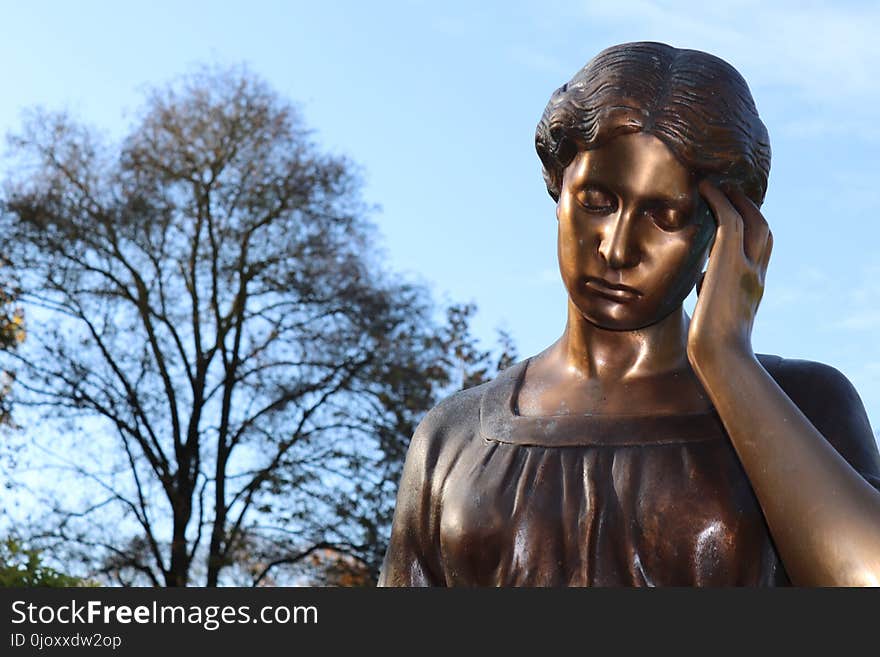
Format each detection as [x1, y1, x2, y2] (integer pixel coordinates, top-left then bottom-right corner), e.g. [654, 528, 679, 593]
[1, 0, 879, 432]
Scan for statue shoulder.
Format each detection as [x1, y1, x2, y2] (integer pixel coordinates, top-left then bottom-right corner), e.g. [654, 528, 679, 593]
[381, 377, 497, 587]
[417, 382, 486, 442]
[757, 354, 866, 416]
[757, 354, 880, 484]
[406, 360, 525, 471]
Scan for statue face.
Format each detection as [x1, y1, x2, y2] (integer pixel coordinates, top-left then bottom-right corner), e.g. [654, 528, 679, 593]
[557, 132, 715, 331]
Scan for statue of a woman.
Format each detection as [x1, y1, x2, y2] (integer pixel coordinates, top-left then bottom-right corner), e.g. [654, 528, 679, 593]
[378, 42, 880, 586]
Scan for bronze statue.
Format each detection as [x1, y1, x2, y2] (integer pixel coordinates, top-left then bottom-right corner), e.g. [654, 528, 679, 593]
[378, 42, 880, 586]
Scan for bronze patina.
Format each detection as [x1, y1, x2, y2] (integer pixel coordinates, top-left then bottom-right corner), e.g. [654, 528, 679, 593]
[379, 42, 880, 586]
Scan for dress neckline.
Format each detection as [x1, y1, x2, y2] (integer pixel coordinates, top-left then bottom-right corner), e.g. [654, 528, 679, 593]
[478, 358, 727, 447]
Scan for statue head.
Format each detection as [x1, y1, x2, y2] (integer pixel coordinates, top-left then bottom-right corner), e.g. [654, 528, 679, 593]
[535, 41, 771, 206]
[535, 42, 771, 331]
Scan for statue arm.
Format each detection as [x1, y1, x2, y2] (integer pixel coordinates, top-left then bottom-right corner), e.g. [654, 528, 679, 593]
[690, 182, 880, 586]
[377, 417, 445, 587]
[694, 351, 880, 586]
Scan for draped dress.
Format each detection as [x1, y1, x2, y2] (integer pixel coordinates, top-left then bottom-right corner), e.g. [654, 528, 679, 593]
[378, 356, 880, 586]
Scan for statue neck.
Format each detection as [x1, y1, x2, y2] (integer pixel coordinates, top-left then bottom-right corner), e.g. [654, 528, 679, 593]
[557, 299, 691, 381]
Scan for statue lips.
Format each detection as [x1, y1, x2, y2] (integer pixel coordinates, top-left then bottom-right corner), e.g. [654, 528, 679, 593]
[583, 276, 642, 302]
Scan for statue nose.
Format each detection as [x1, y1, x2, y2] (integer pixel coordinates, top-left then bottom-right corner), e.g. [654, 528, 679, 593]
[598, 210, 640, 269]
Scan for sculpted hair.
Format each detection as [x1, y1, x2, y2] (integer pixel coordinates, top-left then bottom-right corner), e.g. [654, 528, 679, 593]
[535, 42, 771, 205]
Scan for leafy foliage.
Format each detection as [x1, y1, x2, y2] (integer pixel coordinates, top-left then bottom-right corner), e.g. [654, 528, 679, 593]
[0, 260, 24, 425]
[0, 538, 87, 587]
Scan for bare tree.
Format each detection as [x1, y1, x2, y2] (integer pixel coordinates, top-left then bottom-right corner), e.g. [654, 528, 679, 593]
[0, 66, 513, 586]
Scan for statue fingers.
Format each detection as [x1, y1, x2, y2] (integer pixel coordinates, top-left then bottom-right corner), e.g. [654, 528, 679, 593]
[726, 188, 770, 264]
[758, 230, 773, 283]
[698, 180, 745, 265]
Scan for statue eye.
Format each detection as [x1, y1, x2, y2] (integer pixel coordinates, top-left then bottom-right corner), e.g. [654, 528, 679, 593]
[645, 204, 688, 231]
[576, 188, 616, 213]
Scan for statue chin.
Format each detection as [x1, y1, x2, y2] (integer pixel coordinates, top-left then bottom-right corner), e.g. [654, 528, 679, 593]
[570, 299, 684, 333]
[566, 280, 697, 334]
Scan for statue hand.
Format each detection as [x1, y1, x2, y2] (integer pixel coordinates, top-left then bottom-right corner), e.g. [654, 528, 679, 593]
[687, 181, 773, 372]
